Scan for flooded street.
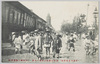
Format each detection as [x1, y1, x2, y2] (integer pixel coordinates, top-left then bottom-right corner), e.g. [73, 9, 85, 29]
[58, 36, 99, 63]
[2, 36, 99, 63]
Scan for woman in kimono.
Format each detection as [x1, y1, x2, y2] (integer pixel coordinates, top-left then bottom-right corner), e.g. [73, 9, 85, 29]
[34, 30, 42, 60]
[28, 33, 36, 54]
[84, 36, 92, 55]
[14, 33, 23, 54]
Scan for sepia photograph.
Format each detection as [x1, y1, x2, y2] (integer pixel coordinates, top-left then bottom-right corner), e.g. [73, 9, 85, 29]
[1, 0, 99, 63]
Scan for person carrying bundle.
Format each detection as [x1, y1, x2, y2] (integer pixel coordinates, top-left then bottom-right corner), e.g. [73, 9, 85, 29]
[44, 30, 52, 58]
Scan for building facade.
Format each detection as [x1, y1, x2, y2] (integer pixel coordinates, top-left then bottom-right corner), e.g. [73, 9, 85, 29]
[2, 1, 47, 42]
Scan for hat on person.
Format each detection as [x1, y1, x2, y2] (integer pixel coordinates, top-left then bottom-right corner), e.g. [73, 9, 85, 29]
[34, 29, 39, 33]
[56, 33, 58, 35]
[66, 32, 68, 35]
[21, 30, 28, 33]
[70, 33, 73, 36]
[54, 32, 56, 34]
[29, 33, 33, 36]
[40, 31, 44, 34]
[57, 34, 62, 38]
[74, 32, 76, 34]
[95, 38, 98, 41]
[12, 32, 16, 35]
[30, 31, 35, 34]
[35, 29, 38, 32]
[46, 30, 50, 33]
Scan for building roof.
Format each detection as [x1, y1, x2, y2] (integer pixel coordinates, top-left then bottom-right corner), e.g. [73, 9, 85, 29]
[4, 1, 46, 23]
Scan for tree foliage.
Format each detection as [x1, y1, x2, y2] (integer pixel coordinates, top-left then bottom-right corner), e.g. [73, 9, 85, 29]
[61, 15, 88, 34]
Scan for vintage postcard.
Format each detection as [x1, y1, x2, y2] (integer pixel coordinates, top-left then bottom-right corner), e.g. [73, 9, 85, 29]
[1, 0, 99, 63]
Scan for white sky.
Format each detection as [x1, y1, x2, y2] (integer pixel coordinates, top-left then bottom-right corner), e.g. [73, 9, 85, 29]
[19, 1, 98, 31]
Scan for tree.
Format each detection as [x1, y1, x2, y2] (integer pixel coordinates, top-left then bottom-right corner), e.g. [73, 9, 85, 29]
[61, 14, 88, 35]
[61, 22, 72, 33]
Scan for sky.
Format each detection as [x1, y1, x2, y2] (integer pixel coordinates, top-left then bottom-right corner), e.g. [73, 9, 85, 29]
[19, 1, 98, 31]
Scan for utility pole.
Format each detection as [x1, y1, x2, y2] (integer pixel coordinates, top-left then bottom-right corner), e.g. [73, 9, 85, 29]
[86, 4, 89, 26]
[93, 7, 98, 40]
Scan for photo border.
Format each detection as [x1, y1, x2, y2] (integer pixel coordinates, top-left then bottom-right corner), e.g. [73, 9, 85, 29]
[0, 0, 99, 64]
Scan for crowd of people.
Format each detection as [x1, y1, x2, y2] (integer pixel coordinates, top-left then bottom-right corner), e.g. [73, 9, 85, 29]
[65, 32, 78, 52]
[9, 29, 63, 59]
[82, 34, 98, 55]
[64, 32, 98, 55]
[9, 29, 98, 60]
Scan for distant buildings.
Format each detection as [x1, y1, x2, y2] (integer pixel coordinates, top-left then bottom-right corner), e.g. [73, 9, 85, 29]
[46, 14, 51, 26]
[46, 14, 55, 32]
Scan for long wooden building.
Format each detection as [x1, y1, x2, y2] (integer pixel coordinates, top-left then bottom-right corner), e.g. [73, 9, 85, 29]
[2, 1, 47, 42]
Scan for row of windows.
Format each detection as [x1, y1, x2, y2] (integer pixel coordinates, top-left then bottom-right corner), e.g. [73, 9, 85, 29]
[2, 2, 35, 28]
[24, 13, 35, 27]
